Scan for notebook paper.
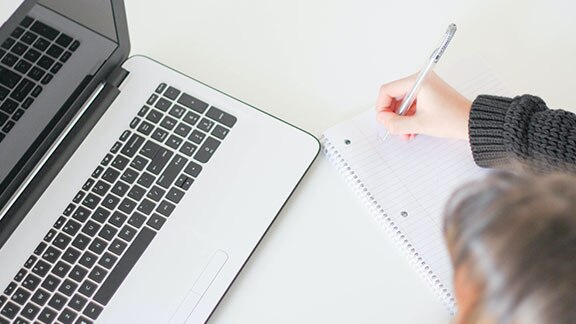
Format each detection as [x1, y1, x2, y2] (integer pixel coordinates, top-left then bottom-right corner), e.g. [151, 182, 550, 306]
[321, 57, 511, 313]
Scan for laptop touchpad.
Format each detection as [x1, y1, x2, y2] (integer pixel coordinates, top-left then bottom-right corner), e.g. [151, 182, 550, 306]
[170, 250, 228, 323]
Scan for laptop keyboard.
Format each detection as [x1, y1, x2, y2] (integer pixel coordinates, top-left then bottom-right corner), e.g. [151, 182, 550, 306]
[0, 83, 236, 324]
[0, 16, 80, 143]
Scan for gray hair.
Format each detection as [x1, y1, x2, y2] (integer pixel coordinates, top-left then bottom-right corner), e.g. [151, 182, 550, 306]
[444, 171, 576, 323]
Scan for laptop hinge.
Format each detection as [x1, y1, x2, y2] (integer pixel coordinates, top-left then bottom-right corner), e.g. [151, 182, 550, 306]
[106, 66, 130, 88]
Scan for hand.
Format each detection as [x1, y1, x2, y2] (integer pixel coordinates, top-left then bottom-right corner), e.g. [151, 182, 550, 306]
[376, 71, 472, 140]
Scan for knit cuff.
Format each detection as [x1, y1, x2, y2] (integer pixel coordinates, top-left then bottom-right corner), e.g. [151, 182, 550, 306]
[469, 95, 514, 168]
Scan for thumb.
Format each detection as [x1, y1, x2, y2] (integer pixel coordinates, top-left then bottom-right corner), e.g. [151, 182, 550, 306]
[377, 111, 421, 135]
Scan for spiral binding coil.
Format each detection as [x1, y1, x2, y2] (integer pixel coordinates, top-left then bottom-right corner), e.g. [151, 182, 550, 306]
[320, 135, 456, 315]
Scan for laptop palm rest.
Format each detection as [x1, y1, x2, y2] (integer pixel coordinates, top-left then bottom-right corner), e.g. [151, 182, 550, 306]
[170, 250, 228, 324]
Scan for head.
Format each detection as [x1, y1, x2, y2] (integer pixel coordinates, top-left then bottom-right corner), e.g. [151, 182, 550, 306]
[443, 172, 576, 323]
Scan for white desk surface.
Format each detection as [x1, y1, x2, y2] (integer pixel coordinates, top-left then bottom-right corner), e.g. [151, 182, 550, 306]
[4, 0, 576, 322]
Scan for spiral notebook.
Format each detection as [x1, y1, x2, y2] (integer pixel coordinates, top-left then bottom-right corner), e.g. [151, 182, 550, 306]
[321, 58, 511, 313]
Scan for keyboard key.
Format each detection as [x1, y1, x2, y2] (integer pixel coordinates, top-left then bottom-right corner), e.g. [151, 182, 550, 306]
[157, 154, 187, 189]
[121, 168, 139, 184]
[137, 120, 154, 135]
[88, 266, 107, 284]
[1, 53, 18, 67]
[38, 307, 57, 323]
[206, 106, 237, 127]
[137, 199, 156, 215]
[119, 129, 131, 141]
[10, 42, 27, 55]
[69, 265, 88, 283]
[72, 191, 85, 204]
[147, 213, 166, 230]
[118, 198, 137, 214]
[83, 301, 103, 320]
[2, 120, 15, 133]
[146, 109, 162, 123]
[127, 213, 146, 229]
[101, 167, 120, 183]
[109, 211, 127, 228]
[21, 274, 41, 291]
[177, 176, 193, 190]
[14, 269, 27, 282]
[120, 133, 145, 158]
[53, 233, 71, 250]
[177, 92, 208, 113]
[0, 301, 20, 319]
[0, 86, 8, 100]
[11, 27, 25, 38]
[127, 185, 146, 201]
[30, 21, 59, 40]
[110, 181, 130, 197]
[211, 124, 230, 139]
[174, 122, 192, 137]
[41, 246, 61, 264]
[151, 127, 168, 143]
[78, 280, 97, 298]
[58, 307, 78, 323]
[182, 111, 200, 126]
[70, 40, 80, 51]
[41, 73, 53, 84]
[1, 38, 15, 50]
[72, 206, 91, 222]
[164, 86, 181, 100]
[79, 251, 98, 269]
[147, 186, 165, 202]
[41, 274, 61, 292]
[101, 193, 121, 210]
[137, 172, 156, 188]
[179, 141, 197, 157]
[51, 261, 71, 278]
[146, 147, 172, 175]
[71, 233, 91, 250]
[20, 302, 40, 321]
[156, 200, 176, 217]
[68, 294, 88, 312]
[10, 288, 31, 305]
[82, 178, 95, 191]
[188, 129, 205, 144]
[23, 48, 41, 62]
[31, 85, 42, 97]
[23, 255, 37, 269]
[14, 60, 32, 74]
[20, 16, 33, 28]
[31, 259, 51, 277]
[91, 207, 111, 223]
[197, 118, 215, 132]
[168, 104, 185, 118]
[27, 66, 45, 81]
[46, 44, 64, 59]
[92, 166, 104, 178]
[194, 136, 221, 163]
[61, 247, 81, 265]
[166, 187, 185, 204]
[62, 219, 82, 236]
[130, 155, 148, 171]
[58, 279, 78, 296]
[138, 105, 149, 117]
[55, 33, 73, 48]
[184, 161, 202, 178]
[88, 237, 107, 255]
[166, 135, 183, 149]
[155, 83, 167, 94]
[4, 282, 16, 295]
[31, 288, 49, 306]
[98, 252, 118, 270]
[92, 180, 111, 196]
[140, 140, 160, 159]
[154, 97, 171, 112]
[50, 62, 62, 73]
[111, 154, 130, 171]
[93, 227, 156, 305]
[48, 292, 67, 311]
[33, 38, 50, 51]
[146, 93, 158, 105]
[82, 220, 102, 239]
[98, 225, 117, 242]
[0, 67, 21, 88]
[159, 115, 177, 131]
[43, 229, 57, 243]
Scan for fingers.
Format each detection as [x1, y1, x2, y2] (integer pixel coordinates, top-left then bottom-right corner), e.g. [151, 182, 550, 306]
[377, 110, 421, 135]
[376, 74, 416, 113]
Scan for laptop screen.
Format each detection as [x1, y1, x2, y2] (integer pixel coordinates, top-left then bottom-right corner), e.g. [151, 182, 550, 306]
[0, 0, 126, 219]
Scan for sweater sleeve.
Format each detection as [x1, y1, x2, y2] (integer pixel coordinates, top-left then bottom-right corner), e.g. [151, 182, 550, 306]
[469, 94, 576, 172]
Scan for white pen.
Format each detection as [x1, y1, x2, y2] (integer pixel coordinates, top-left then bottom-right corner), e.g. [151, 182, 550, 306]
[381, 23, 457, 141]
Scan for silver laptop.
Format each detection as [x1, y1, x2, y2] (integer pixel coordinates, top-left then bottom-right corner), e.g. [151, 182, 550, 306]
[0, 0, 319, 323]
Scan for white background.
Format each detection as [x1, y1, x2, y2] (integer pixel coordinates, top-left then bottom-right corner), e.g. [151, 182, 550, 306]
[4, 0, 576, 322]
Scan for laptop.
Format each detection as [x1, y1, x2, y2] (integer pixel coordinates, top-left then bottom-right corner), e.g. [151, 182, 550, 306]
[0, 0, 319, 323]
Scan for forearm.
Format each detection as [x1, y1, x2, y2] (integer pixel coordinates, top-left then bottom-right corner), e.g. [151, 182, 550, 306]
[469, 94, 576, 172]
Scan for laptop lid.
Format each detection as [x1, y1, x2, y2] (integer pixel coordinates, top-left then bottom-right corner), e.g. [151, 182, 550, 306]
[0, 0, 129, 240]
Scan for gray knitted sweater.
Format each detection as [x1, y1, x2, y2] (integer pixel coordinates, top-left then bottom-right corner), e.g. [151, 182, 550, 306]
[469, 95, 576, 171]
